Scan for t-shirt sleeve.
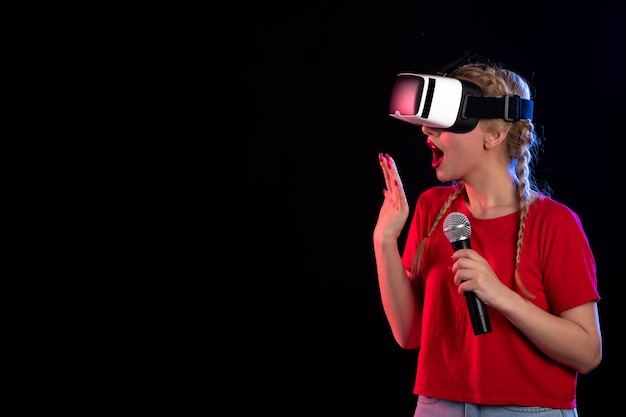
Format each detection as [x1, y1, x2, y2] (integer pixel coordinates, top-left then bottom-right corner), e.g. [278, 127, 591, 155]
[539, 202, 600, 314]
[401, 186, 452, 273]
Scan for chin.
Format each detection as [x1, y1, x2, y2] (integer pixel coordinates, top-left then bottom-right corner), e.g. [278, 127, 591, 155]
[435, 171, 450, 183]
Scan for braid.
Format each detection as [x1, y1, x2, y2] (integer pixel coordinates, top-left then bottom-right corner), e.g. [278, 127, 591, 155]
[514, 136, 536, 299]
[410, 182, 466, 280]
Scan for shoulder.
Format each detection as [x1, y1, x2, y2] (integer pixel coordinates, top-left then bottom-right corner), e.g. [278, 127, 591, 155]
[528, 195, 586, 232]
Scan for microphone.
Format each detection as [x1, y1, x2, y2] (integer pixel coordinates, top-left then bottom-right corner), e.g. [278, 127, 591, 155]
[443, 212, 492, 335]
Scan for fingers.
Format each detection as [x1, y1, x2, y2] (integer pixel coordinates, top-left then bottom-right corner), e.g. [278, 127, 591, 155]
[451, 252, 478, 273]
[379, 152, 392, 188]
[375, 152, 411, 241]
[379, 152, 402, 190]
[378, 153, 409, 210]
[451, 249, 475, 263]
[451, 250, 479, 285]
[450, 252, 494, 294]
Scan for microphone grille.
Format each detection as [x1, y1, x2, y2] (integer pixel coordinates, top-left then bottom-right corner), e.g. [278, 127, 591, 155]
[443, 212, 471, 243]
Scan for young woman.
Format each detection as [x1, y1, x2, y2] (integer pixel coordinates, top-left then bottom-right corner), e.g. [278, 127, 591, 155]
[373, 60, 602, 416]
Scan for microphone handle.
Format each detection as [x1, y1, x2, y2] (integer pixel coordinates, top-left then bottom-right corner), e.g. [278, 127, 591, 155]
[451, 238, 492, 335]
[465, 291, 492, 335]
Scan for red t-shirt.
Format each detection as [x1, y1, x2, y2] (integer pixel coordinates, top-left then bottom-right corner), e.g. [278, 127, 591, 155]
[401, 186, 599, 409]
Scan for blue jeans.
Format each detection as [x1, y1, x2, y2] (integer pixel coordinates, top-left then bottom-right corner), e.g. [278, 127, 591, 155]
[414, 396, 578, 416]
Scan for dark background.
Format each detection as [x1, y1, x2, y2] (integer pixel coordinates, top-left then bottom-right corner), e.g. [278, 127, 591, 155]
[147, 2, 623, 415]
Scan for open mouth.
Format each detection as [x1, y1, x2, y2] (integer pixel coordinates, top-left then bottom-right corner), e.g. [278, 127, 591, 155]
[426, 139, 443, 168]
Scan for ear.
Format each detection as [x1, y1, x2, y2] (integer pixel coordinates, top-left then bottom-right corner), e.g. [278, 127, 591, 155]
[484, 130, 508, 150]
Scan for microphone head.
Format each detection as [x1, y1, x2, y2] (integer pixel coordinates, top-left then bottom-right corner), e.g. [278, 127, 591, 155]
[443, 212, 471, 243]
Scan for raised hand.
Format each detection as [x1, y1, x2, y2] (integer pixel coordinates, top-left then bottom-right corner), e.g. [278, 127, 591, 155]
[374, 153, 410, 242]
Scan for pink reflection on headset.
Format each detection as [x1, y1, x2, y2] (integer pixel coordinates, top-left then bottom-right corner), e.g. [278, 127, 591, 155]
[389, 75, 423, 116]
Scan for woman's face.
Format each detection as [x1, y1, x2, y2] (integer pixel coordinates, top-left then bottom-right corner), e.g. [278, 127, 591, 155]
[421, 123, 490, 183]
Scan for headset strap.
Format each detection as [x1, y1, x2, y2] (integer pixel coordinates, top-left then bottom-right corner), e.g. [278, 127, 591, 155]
[437, 51, 491, 76]
[464, 95, 534, 122]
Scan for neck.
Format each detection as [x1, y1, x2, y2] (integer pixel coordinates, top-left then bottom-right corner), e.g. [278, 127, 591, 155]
[462, 181, 520, 219]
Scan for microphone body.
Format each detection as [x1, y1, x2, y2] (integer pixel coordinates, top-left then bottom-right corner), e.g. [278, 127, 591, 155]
[443, 212, 492, 336]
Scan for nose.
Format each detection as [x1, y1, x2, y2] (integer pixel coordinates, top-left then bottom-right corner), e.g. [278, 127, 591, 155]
[421, 125, 440, 136]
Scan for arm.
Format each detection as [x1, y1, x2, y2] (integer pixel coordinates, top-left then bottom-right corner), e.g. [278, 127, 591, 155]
[452, 248, 602, 374]
[373, 153, 422, 349]
[498, 295, 602, 374]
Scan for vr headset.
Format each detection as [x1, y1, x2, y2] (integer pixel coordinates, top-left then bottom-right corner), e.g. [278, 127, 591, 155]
[389, 63, 534, 133]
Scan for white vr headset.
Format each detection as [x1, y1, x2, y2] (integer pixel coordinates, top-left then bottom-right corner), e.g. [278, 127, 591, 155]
[389, 73, 534, 133]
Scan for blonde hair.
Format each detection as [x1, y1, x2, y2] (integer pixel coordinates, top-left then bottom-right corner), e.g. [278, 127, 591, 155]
[410, 62, 548, 299]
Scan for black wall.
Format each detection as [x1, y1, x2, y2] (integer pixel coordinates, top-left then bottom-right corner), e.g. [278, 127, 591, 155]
[148, 2, 624, 414]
